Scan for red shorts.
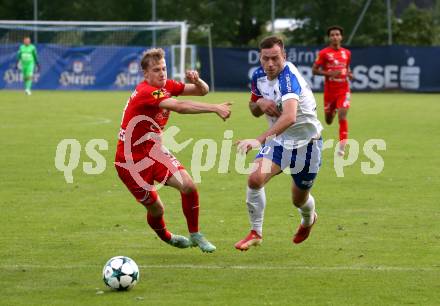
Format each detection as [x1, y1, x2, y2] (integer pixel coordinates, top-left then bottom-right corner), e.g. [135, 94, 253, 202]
[115, 143, 184, 206]
[323, 89, 351, 114]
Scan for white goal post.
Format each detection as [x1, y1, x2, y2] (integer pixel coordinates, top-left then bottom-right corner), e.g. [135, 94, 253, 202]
[0, 20, 188, 81]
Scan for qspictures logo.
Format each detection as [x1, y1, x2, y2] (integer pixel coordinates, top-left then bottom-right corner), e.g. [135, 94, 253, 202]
[54, 116, 386, 186]
[114, 115, 184, 191]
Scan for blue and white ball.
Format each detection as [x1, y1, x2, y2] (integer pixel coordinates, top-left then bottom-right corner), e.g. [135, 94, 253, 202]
[102, 256, 139, 290]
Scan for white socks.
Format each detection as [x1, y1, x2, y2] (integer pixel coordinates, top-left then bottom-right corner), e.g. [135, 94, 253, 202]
[246, 186, 266, 237]
[246, 188, 315, 233]
[298, 194, 316, 226]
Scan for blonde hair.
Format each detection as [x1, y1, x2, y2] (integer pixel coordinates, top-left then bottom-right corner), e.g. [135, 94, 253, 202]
[141, 48, 165, 70]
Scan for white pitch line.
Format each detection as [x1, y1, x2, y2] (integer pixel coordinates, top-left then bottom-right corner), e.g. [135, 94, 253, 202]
[83, 117, 112, 125]
[142, 264, 438, 272]
[75, 115, 112, 125]
[2, 264, 438, 272]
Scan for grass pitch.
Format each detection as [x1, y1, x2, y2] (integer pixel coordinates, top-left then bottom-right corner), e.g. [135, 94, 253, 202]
[1, 90, 439, 305]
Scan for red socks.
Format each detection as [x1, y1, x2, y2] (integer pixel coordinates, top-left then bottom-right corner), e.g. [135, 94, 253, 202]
[181, 191, 200, 233]
[146, 212, 172, 241]
[146, 190, 200, 240]
[339, 119, 348, 143]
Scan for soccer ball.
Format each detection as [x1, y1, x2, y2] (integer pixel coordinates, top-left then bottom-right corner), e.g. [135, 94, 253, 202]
[102, 256, 140, 291]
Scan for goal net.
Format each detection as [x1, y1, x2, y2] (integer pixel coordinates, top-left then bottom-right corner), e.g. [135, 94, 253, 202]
[0, 20, 188, 90]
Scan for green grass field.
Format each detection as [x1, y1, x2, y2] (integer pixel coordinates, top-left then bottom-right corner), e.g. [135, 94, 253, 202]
[1, 90, 439, 305]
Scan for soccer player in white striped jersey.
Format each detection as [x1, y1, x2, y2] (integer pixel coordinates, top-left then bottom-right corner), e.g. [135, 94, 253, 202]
[235, 36, 323, 251]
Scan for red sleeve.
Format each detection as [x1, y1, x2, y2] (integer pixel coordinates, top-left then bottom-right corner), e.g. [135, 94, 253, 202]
[347, 49, 351, 66]
[314, 49, 326, 67]
[250, 92, 260, 103]
[133, 83, 167, 107]
[166, 79, 185, 96]
[139, 88, 163, 107]
[250, 73, 262, 103]
[140, 80, 185, 107]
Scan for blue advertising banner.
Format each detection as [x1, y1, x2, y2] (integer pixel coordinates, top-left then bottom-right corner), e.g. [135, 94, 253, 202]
[198, 46, 440, 92]
[3, 44, 439, 92]
[0, 44, 171, 91]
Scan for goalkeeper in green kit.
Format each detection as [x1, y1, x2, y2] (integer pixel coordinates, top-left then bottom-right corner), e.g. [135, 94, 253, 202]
[17, 36, 39, 95]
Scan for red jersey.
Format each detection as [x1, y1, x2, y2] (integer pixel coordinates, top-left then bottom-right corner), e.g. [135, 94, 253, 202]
[314, 46, 351, 90]
[116, 79, 185, 160]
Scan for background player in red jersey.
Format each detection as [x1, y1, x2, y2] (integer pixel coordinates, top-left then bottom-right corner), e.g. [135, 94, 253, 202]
[312, 25, 353, 156]
[115, 48, 231, 253]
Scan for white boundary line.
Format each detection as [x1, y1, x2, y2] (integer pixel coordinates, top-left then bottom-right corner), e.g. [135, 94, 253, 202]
[2, 264, 438, 272]
[83, 117, 112, 125]
[0, 20, 185, 27]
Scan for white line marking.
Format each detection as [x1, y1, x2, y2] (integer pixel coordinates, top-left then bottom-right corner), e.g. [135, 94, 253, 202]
[76, 115, 112, 125]
[2, 264, 438, 272]
[84, 117, 112, 125]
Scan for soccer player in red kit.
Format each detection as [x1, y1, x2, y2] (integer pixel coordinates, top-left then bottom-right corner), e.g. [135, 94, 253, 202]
[312, 25, 353, 156]
[115, 48, 231, 253]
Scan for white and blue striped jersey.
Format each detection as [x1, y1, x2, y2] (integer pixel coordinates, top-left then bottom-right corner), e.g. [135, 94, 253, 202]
[251, 62, 323, 149]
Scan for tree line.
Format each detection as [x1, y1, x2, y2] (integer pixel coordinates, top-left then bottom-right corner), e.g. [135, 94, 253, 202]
[1, 0, 439, 46]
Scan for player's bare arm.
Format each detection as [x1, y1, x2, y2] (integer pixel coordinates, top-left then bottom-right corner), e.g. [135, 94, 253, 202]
[255, 98, 297, 143]
[237, 98, 297, 153]
[252, 98, 281, 117]
[159, 98, 231, 120]
[312, 63, 341, 77]
[181, 70, 209, 96]
[249, 100, 264, 117]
